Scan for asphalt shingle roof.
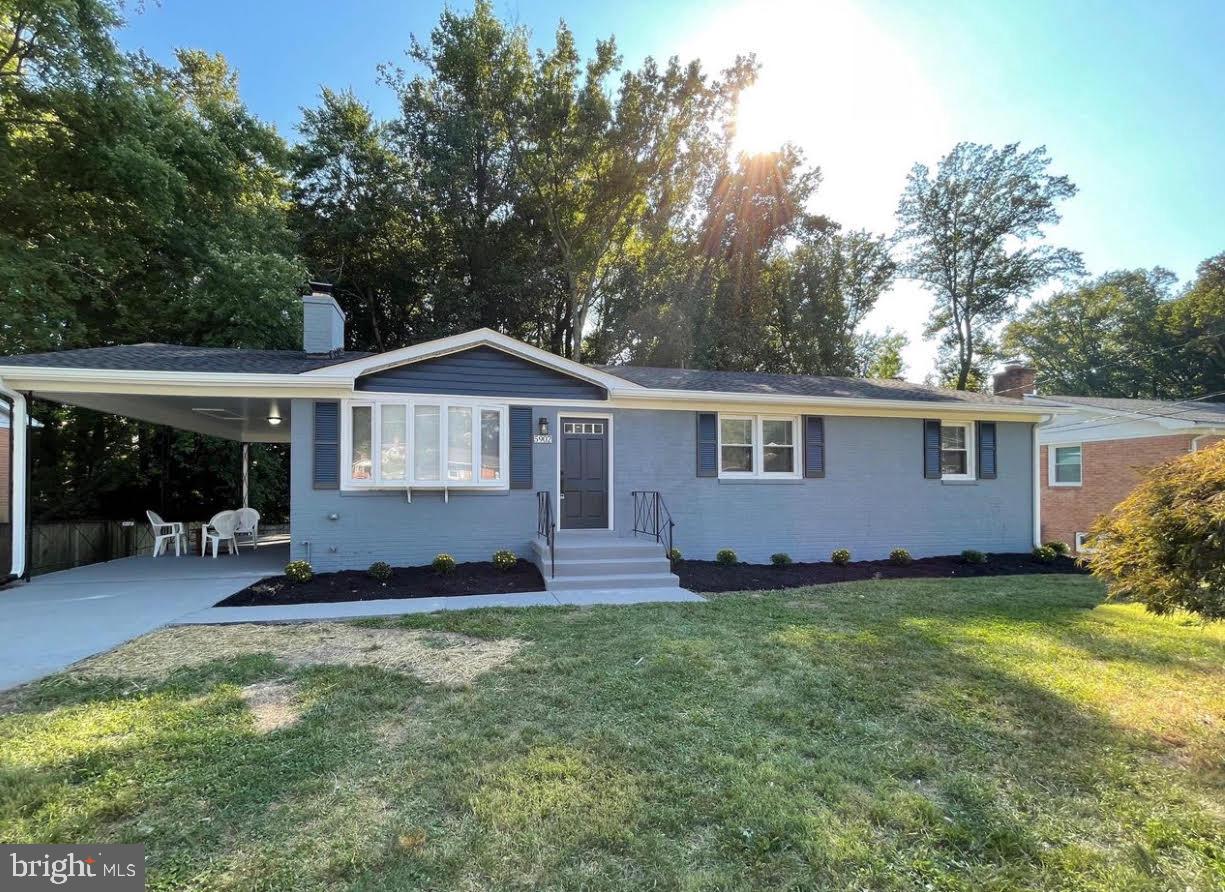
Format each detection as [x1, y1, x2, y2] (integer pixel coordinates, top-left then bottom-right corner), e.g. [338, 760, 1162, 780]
[597, 365, 1023, 405]
[0, 342, 1038, 406]
[1030, 395, 1225, 425]
[0, 343, 372, 374]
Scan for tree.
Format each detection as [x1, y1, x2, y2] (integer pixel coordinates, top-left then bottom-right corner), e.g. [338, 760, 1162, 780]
[1002, 259, 1225, 400]
[895, 142, 1083, 390]
[769, 227, 896, 375]
[857, 328, 907, 379]
[513, 22, 753, 360]
[291, 88, 421, 352]
[1087, 442, 1225, 621]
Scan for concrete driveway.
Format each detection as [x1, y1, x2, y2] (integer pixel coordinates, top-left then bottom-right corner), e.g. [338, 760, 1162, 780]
[0, 545, 287, 690]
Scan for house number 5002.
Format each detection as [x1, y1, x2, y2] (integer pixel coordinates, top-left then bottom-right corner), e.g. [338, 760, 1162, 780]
[533, 434, 552, 444]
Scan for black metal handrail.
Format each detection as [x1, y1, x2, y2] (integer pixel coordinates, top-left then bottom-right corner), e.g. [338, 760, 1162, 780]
[631, 490, 676, 559]
[536, 490, 555, 578]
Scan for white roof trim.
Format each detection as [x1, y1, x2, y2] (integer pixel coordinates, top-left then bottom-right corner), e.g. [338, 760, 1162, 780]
[611, 386, 1052, 417]
[298, 328, 641, 392]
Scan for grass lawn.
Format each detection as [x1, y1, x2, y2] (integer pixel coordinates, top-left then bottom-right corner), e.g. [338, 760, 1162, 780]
[2, 575, 1223, 890]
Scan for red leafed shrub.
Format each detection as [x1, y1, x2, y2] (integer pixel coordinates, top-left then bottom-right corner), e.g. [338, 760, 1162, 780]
[1088, 442, 1225, 620]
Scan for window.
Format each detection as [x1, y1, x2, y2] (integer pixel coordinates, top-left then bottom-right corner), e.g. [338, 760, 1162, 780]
[563, 422, 604, 434]
[343, 399, 507, 489]
[940, 422, 974, 480]
[718, 414, 800, 478]
[1050, 444, 1082, 486]
[1074, 532, 1094, 553]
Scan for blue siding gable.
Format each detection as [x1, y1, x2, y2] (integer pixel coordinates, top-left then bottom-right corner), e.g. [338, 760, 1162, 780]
[355, 345, 607, 400]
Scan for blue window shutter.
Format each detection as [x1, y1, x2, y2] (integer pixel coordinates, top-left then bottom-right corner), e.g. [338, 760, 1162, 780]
[313, 401, 340, 489]
[804, 415, 825, 478]
[509, 406, 533, 489]
[977, 422, 997, 479]
[923, 419, 941, 479]
[696, 413, 717, 477]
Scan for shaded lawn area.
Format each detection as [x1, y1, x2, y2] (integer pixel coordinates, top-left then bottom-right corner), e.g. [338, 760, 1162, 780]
[2, 576, 1223, 891]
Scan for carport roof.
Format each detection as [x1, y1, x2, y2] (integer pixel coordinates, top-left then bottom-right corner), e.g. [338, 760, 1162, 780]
[0, 343, 372, 374]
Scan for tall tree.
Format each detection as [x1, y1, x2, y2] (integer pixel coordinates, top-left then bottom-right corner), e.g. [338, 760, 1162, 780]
[514, 23, 753, 360]
[895, 142, 1083, 389]
[291, 88, 421, 352]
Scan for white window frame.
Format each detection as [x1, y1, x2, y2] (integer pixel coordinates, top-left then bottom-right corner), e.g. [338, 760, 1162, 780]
[717, 413, 802, 479]
[939, 421, 975, 481]
[340, 396, 509, 491]
[1049, 443, 1083, 487]
[1074, 531, 1094, 553]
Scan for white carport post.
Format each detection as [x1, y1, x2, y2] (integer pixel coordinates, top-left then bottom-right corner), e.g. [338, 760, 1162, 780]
[0, 382, 28, 580]
[241, 442, 250, 508]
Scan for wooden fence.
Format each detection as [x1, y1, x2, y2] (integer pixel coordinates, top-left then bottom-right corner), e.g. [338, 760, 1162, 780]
[0, 520, 289, 577]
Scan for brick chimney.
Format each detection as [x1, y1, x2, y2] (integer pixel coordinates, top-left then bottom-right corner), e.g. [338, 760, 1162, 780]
[301, 281, 345, 354]
[992, 363, 1037, 399]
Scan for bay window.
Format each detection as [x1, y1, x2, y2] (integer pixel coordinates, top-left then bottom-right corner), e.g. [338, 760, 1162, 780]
[343, 399, 507, 489]
[718, 414, 800, 478]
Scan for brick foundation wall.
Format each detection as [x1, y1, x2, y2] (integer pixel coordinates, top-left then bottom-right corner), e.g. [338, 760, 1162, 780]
[1040, 434, 1223, 550]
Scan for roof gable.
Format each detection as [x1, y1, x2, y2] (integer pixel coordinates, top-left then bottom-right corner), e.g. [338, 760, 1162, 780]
[355, 345, 607, 400]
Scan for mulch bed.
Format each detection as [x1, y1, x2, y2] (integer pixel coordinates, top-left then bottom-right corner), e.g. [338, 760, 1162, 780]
[677, 553, 1087, 593]
[216, 559, 545, 607]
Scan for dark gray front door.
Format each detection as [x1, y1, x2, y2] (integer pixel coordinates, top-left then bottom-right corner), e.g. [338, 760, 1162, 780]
[560, 417, 608, 529]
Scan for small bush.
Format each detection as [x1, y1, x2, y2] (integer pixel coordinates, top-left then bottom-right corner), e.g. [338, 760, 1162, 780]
[961, 549, 987, 565]
[284, 560, 314, 584]
[770, 552, 792, 566]
[1032, 545, 1058, 564]
[432, 553, 457, 574]
[1088, 443, 1225, 620]
[831, 548, 851, 566]
[715, 548, 738, 566]
[367, 561, 392, 581]
[492, 549, 518, 572]
[889, 548, 912, 566]
[1043, 540, 1071, 556]
[667, 547, 682, 563]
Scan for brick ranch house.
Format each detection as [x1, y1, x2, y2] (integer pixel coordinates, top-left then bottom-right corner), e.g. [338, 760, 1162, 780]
[991, 364, 1225, 552]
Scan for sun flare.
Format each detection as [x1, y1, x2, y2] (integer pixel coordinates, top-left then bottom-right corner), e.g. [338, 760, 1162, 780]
[732, 83, 793, 156]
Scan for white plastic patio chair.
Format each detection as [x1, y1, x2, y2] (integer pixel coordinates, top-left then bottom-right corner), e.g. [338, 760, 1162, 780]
[233, 507, 260, 550]
[146, 509, 185, 558]
[201, 510, 240, 558]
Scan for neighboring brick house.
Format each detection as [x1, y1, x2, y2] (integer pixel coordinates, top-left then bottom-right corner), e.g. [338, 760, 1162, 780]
[990, 364, 1225, 552]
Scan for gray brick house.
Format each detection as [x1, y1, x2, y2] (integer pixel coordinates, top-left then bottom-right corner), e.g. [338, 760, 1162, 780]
[0, 286, 1051, 589]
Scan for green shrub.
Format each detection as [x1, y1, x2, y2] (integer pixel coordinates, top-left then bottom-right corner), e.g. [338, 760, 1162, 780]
[1032, 545, 1058, 564]
[715, 548, 738, 566]
[284, 560, 314, 584]
[1088, 443, 1225, 620]
[831, 548, 851, 566]
[961, 549, 987, 565]
[367, 561, 392, 581]
[432, 553, 457, 574]
[492, 549, 518, 572]
[889, 548, 912, 566]
[1044, 540, 1071, 556]
[667, 547, 682, 563]
[770, 552, 792, 566]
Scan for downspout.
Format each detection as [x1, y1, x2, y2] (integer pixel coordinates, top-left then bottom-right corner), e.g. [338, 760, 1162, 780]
[1032, 415, 1053, 548]
[0, 380, 28, 582]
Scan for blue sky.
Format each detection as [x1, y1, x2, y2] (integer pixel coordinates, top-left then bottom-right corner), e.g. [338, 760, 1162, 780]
[117, 0, 1225, 379]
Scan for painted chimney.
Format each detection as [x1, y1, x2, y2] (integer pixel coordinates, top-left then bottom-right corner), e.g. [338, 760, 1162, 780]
[301, 281, 345, 354]
[992, 363, 1037, 399]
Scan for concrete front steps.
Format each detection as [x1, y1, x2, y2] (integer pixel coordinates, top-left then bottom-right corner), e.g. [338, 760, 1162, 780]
[530, 529, 682, 592]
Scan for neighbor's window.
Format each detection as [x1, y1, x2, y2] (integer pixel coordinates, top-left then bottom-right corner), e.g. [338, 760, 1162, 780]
[940, 422, 973, 480]
[344, 400, 506, 489]
[718, 414, 800, 478]
[1051, 445, 1082, 486]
